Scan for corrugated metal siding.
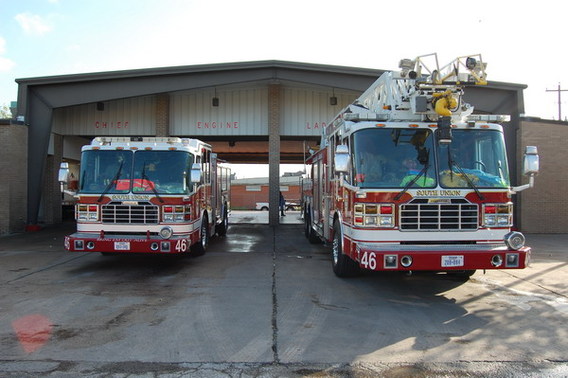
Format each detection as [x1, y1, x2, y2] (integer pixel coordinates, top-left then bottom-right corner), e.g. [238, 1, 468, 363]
[171, 87, 268, 136]
[281, 87, 358, 136]
[53, 96, 156, 136]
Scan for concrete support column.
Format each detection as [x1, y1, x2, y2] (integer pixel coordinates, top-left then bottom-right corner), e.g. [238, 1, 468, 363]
[156, 93, 170, 137]
[268, 84, 281, 226]
[27, 91, 53, 228]
[42, 134, 63, 224]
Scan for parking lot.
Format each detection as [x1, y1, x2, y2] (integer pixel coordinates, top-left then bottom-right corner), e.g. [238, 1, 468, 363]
[0, 213, 567, 377]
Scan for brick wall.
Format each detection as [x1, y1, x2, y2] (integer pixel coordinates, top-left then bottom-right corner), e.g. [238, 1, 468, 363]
[268, 84, 281, 225]
[518, 118, 568, 233]
[231, 183, 301, 210]
[0, 122, 28, 234]
[155, 93, 170, 137]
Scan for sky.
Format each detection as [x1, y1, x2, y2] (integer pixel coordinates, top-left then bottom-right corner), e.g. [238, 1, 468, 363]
[0, 0, 566, 177]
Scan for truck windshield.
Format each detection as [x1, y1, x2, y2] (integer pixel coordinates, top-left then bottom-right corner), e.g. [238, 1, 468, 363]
[438, 129, 509, 188]
[352, 128, 436, 189]
[79, 150, 194, 194]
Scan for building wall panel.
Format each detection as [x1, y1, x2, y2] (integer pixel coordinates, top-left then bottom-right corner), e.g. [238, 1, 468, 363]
[53, 96, 156, 136]
[281, 87, 357, 136]
[171, 87, 268, 136]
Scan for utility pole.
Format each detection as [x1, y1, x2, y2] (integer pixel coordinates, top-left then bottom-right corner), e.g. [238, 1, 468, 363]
[546, 83, 568, 121]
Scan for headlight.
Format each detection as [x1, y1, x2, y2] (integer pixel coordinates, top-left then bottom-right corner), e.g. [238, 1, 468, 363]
[162, 204, 191, 223]
[76, 204, 99, 222]
[354, 203, 394, 228]
[483, 203, 513, 228]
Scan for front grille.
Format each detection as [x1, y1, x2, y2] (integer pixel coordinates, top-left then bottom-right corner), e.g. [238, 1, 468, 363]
[400, 199, 478, 231]
[102, 201, 159, 224]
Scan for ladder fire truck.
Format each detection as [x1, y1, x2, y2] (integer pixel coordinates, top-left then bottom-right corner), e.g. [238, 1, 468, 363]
[62, 137, 231, 256]
[302, 54, 539, 278]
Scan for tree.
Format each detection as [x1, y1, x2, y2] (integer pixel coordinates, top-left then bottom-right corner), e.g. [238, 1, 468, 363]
[0, 104, 12, 119]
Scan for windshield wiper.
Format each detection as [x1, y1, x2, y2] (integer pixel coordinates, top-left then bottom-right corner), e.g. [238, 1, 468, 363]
[98, 161, 123, 202]
[394, 164, 430, 201]
[141, 162, 164, 203]
[447, 152, 485, 200]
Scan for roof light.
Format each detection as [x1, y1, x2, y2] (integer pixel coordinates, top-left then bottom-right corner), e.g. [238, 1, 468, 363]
[466, 114, 511, 123]
[344, 113, 389, 122]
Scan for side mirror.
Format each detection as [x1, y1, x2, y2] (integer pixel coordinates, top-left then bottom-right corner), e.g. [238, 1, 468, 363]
[190, 163, 202, 183]
[522, 146, 539, 176]
[512, 146, 539, 193]
[58, 162, 70, 184]
[334, 145, 350, 174]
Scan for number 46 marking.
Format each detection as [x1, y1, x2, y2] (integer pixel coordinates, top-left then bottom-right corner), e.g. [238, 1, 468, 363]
[175, 239, 188, 252]
[361, 251, 377, 270]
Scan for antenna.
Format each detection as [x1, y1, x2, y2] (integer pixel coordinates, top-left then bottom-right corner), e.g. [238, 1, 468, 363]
[545, 83, 568, 120]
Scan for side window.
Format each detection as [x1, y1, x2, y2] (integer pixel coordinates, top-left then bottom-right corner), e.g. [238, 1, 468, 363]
[345, 135, 353, 185]
[202, 150, 211, 184]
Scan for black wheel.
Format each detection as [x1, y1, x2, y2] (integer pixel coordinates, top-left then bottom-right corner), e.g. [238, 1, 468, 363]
[260, 206, 268, 211]
[191, 214, 209, 256]
[304, 210, 320, 244]
[304, 209, 311, 238]
[331, 221, 360, 277]
[216, 204, 229, 236]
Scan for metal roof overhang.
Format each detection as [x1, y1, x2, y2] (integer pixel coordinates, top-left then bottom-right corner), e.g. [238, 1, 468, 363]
[16, 60, 383, 110]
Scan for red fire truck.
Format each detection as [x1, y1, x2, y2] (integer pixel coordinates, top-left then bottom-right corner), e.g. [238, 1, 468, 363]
[63, 137, 230, 256]
[302, 54, 539, 278]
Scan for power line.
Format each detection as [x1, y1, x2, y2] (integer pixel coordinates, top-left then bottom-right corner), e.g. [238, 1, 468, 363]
[545, 83, 568, 121]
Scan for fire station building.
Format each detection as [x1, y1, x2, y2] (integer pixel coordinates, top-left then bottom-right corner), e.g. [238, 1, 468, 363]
[0, 60, 564, 234]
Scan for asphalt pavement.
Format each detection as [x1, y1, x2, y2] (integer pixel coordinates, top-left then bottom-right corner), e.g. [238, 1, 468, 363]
[0, 212, 567, 377]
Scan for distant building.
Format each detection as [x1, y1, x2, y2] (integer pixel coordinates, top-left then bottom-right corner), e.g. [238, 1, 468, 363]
[282, 170, 304, 177]
[231, 176, 303, 210]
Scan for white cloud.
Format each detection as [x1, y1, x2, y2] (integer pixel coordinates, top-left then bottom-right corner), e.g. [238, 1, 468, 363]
[15, 13, 52, 36]
[0, 56, 16, 72]
[0, 37, 15, 72]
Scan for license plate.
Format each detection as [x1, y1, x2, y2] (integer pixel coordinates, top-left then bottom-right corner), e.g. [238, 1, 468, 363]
[114, 241, 130, 251]
[441, 255, 464, 267]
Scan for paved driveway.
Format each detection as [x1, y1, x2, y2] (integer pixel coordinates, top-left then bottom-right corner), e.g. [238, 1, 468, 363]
[0, 222, 567, 377]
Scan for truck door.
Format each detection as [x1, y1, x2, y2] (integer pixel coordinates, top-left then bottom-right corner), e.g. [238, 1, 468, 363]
[313, 158, 324, 232]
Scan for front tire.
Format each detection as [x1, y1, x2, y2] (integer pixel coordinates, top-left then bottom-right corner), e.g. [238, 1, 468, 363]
[216, 204, 229, 236]
[191, 214, 209, 257]
[332, 221, 360, 277]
